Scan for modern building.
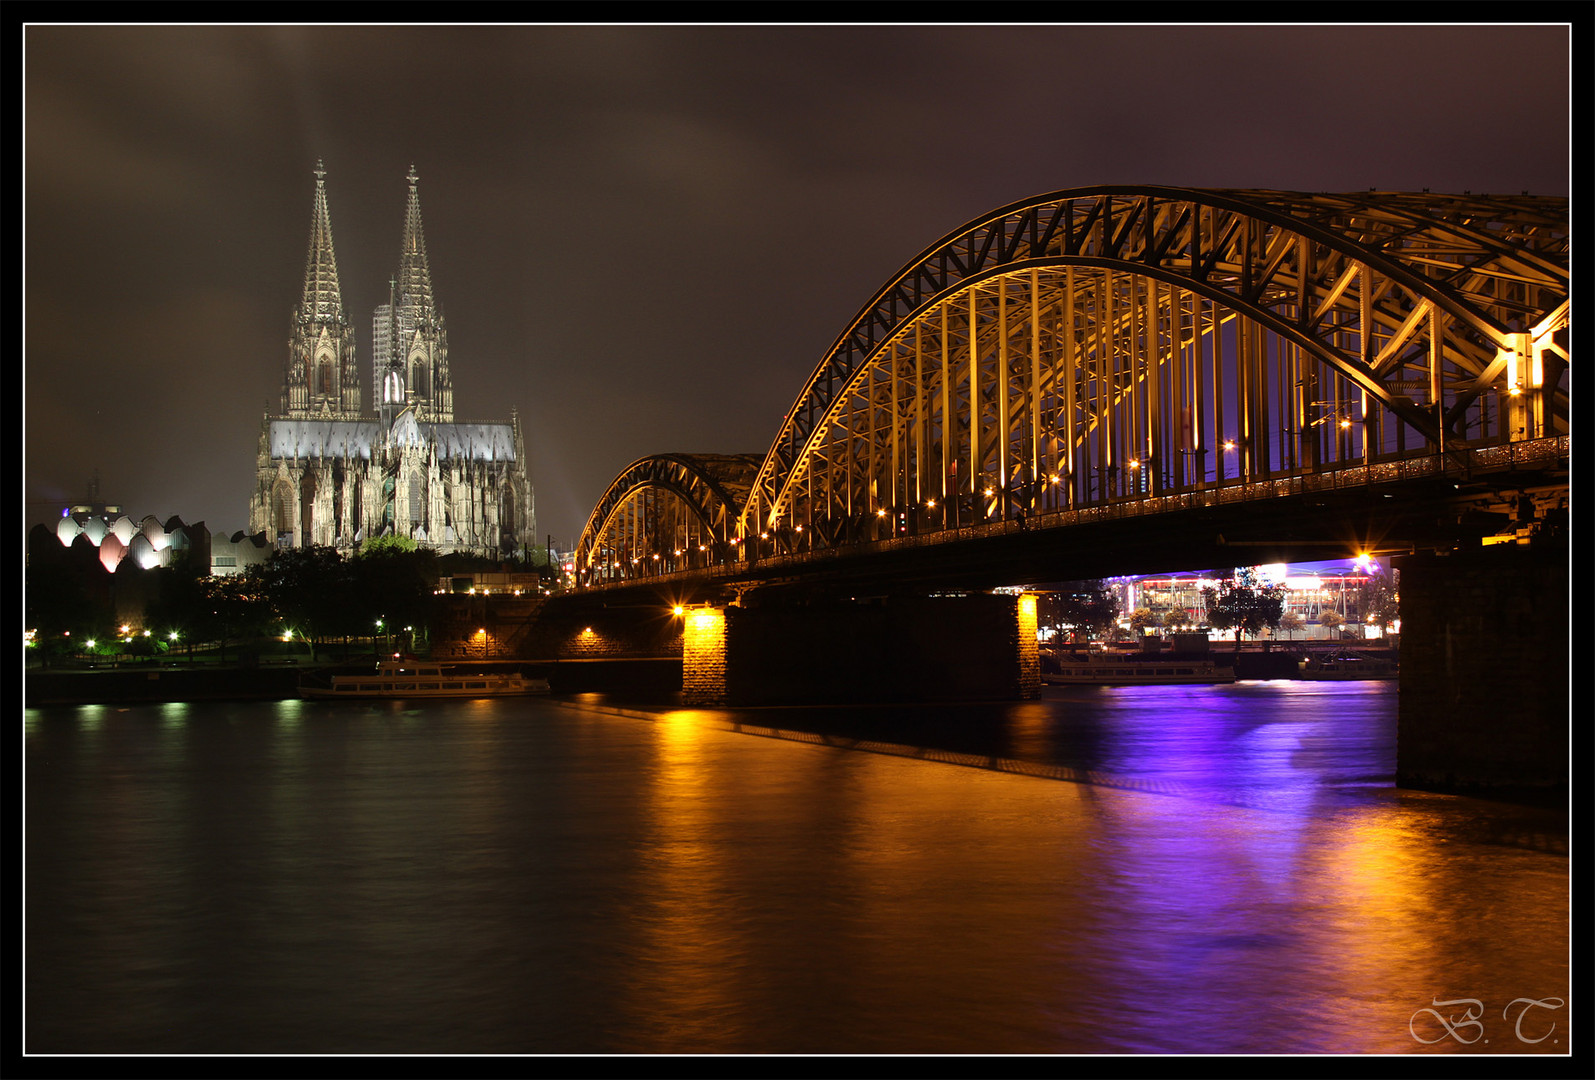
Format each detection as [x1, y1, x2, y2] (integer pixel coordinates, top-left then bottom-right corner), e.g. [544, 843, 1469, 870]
[209, 530, 273, 577]
[248, 162, 535, 558]
[37, 477, 211, 574]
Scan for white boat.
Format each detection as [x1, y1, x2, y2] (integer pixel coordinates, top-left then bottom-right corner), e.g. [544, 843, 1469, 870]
[1042, 655, 1235, 686]
[1297, 653, 1398, 680]
[300, 658, 550, 699]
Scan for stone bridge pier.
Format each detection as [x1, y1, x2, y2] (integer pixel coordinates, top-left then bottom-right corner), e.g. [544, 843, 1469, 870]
[1395, 541, 1568, 805]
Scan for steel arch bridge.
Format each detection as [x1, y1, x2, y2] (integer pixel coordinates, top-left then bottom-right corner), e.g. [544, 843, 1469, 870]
[576, 186, 1568, 587]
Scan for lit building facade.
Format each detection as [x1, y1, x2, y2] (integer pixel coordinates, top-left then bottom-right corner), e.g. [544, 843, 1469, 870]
[36, 477, 211, 574]
[1123, 564, 1381, 637]
[249, 163, 534, 558]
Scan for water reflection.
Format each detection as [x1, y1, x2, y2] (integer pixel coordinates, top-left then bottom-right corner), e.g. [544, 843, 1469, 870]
[24, 685, 1567, 1055]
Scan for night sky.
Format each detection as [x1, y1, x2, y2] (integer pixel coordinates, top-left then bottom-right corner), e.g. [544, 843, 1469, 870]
[23, 24, 1571, 549]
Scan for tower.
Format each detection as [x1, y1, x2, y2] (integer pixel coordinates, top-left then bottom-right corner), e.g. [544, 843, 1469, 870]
[252, 162, 532, 559]
[374, 166, 453, 424]
[284, 161, 360, 419]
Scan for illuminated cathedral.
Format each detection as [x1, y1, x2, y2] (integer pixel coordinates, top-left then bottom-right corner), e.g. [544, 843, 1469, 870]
[249, 163, 534, 558]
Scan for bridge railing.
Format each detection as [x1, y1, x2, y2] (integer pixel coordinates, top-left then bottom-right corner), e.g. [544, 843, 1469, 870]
[577, 437, 1567, 591]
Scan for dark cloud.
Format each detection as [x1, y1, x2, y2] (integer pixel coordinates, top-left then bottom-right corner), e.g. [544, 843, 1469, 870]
[24, 23, 1571, 545]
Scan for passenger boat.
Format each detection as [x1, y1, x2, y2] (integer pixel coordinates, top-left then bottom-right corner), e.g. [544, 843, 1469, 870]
[1297, 653, 1398, 680]
[299, 658, 550, 699]
[1041, 655, 1236, 686]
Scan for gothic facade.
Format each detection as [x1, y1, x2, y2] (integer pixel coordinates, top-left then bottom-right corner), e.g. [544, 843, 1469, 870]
[249, 163, 535, 558]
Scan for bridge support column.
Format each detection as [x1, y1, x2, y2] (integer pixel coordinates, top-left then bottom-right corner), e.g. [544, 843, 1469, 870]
[682, 605, 729, 705]
[1394, 543, 1567, 805]
[714, 593, 1039, 706]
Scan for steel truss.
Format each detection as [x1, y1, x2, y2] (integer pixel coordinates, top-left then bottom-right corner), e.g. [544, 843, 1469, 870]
[579, 188, 1568, 583]
[578, 454, 761, 584]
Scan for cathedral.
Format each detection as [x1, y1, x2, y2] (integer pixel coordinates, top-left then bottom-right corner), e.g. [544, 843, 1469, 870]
[249, 163, 535, 559]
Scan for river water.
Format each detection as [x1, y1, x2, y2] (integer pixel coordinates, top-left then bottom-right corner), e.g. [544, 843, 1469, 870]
[24, 682, 1569, 1057]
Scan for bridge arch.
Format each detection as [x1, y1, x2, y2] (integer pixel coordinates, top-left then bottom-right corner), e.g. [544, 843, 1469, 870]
[740, 187, 1568, 539]
[575, 453, 762, 585]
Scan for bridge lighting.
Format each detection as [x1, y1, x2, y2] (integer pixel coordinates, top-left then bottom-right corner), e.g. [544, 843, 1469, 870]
[1128, 459, 1141, 470]
[876, 508, 887, 517]
[1222, 440, 1236, 452]
[1508, 383, 1523, 397]
[984, 487, 994, 497]
[1339, 417, 1353, 429]
[672, 606, 685, 617]
[926, 499, 936, 508]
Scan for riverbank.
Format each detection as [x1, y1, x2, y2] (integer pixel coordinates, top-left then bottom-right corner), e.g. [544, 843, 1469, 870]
[25, 650, 1390, 707]
[24, 665, 307, 707]
[24, 656, 684, 707]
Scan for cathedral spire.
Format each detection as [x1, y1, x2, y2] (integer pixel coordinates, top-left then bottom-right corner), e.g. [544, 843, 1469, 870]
[380, 164, 452, 423]
[285, 161, 359, 418]
[301, 159, 344, 322]
[396, 164, 436, 318]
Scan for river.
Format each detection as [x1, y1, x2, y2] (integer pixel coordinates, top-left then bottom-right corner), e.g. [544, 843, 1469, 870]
[24, 681, 1569, 1056]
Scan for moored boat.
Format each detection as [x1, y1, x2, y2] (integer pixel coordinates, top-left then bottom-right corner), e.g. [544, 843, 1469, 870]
[1041, 654, 1235, 686]
[299, 658, 550, 699]
[1297, 652, 1397, 680]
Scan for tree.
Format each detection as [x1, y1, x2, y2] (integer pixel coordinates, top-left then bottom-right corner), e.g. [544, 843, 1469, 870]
[357, 534, 419, 557]
[1318, 609, 1345, 637]
[246, 546, 353, 660]
[351, 539, 438, 653]
[1204, 606, 1237, 643]
[1162, 607, 1195, 632]
[25, 556, 113, 667]
[1129, 607, 1162, 636]
[1279, 612, 1305, 640]
[143, 549, 214, 660]
[1202, 577, 1285, 644]
[1351, 565, 1400, 636]
[1043, 580, 1120, 649]
[207, 572, 272, 662]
